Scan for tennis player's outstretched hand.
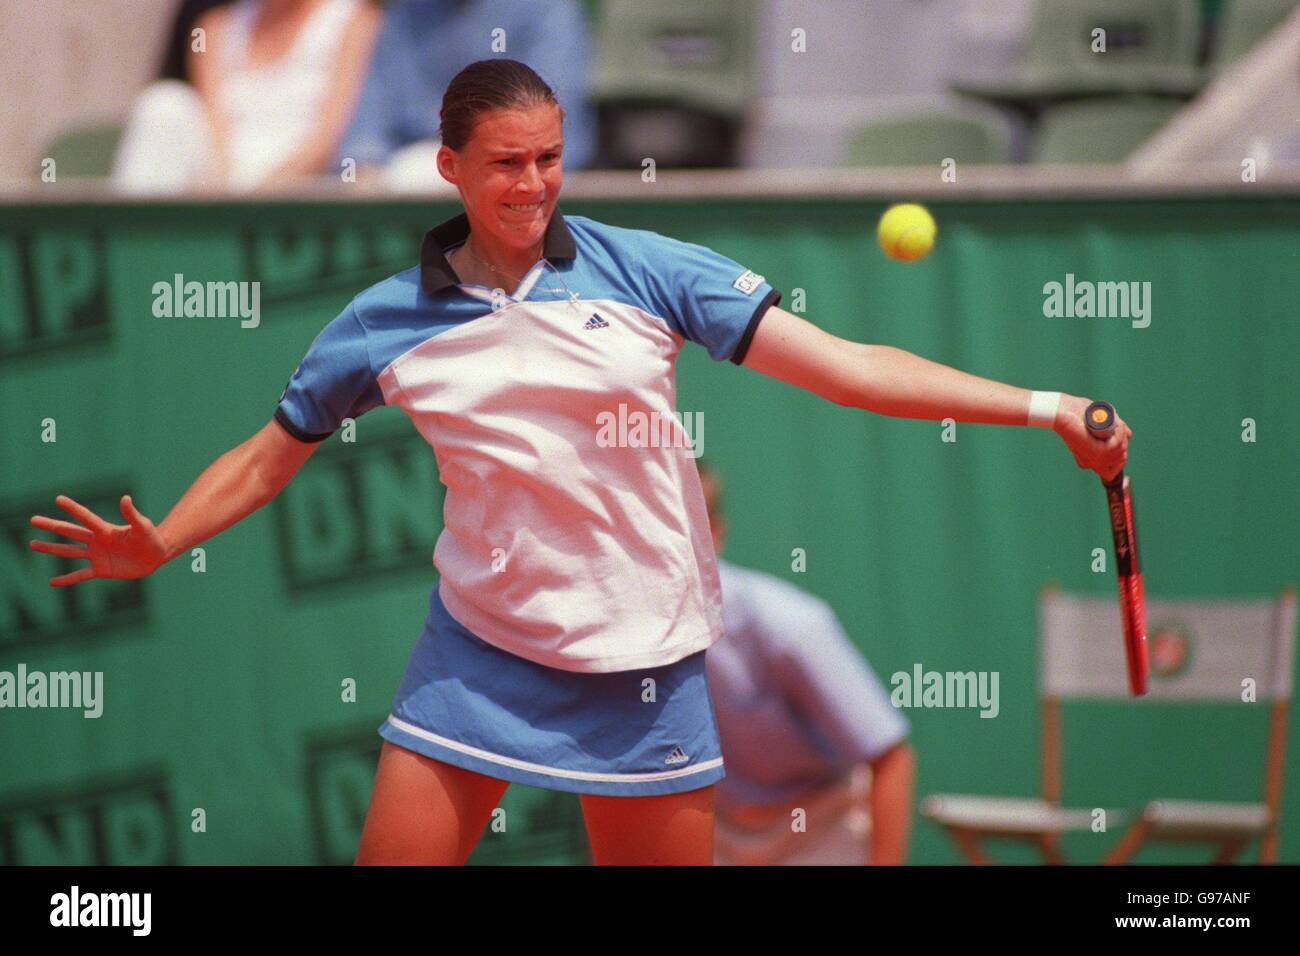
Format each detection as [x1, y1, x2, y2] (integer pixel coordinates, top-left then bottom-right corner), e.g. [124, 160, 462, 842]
[1053, 394, 1131, 483]
[30, 419, 320, 588]
[29, 495, 168, 586]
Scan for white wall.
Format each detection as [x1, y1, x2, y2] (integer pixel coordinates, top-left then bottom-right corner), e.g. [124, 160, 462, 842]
[0, 0, 176, 182]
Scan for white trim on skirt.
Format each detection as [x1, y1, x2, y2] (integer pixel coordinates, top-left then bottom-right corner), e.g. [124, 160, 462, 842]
[385, 713, 725, 784]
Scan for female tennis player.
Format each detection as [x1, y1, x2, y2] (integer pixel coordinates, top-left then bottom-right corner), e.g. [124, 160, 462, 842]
[30, 59, 1129, 866]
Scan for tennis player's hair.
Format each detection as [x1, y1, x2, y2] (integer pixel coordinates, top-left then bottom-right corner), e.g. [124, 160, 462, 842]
[439, 59, 565, 151]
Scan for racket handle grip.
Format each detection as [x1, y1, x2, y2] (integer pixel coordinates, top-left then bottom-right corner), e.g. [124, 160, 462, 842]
[1084, 400, 1124, 489]
[1084, 400, 1117, 440]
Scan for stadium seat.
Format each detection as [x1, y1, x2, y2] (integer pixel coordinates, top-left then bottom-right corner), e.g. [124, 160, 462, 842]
[42, 123, 125, 179]
[841, 113, 1013, 167]
[923, 585, 1295, 864]
[953, 0, 1204, 105]
[590, 0, 755, 167]
[1033, 96, 1184, 162]
[1210, 0, 1300, 68]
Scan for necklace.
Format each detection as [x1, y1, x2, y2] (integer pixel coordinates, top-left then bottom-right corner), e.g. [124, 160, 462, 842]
[455, 240, 584, 313]
[459, 240, 538, 288]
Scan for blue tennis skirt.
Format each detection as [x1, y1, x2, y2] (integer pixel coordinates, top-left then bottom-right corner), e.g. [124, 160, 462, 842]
[378, 584, 726, 796]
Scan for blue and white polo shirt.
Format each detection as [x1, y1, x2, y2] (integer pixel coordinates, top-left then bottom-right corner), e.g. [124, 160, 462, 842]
[275, 211, 781, 673]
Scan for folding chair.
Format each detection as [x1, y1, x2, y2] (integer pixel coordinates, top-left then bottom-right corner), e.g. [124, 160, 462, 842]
[923, 584, 1295, 864]
[1096, 587, 1295, 863]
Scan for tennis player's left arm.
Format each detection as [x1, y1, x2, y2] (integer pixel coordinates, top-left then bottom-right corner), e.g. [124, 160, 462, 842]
[741, 305, 1132, 481]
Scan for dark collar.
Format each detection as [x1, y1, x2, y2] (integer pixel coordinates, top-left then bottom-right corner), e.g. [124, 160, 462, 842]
[420, 208, 577, 295]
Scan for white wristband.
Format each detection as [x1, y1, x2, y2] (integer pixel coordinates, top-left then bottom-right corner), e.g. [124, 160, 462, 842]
[1027, 391, 1061, 428]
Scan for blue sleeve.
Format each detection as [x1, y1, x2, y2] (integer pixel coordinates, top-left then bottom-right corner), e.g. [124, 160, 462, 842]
[636, 232, 781, 364]
[274, 302, 384, 442]
[760, 592, 911, 769]
[335, 8, 408, 168]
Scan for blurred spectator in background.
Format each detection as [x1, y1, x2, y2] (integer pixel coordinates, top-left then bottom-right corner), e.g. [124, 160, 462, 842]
[336, 0, 595, 188]
[157, 0, 230, 83]
[113, 0, 380, 193]
[700, 461, 917, 865]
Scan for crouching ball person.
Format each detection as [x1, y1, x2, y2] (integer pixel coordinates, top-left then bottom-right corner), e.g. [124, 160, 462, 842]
[699, 462, 916, 865]
[30, 59, 1131, 866]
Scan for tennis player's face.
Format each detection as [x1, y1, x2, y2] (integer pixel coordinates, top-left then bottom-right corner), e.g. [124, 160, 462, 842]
[440, 103, 564, 254]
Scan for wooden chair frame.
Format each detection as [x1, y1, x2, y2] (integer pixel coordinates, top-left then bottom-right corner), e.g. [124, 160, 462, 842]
[924, 585, 1294, 865]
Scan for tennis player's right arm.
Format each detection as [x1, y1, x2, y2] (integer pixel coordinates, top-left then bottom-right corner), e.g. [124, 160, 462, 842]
[742, 305, 1131, 481]
[29, 420, 318, 587]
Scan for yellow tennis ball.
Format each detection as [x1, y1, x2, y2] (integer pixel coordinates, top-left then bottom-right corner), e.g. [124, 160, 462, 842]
[878, 203, 936, 262]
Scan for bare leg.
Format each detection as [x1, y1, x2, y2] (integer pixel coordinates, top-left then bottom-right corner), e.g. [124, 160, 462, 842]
[355, 741, 509, 865]
[580, 785, 715, 865]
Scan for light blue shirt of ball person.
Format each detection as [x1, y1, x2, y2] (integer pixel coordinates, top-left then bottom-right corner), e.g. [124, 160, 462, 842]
[707, 558, 911, 814]
[336, 0, 596, 171]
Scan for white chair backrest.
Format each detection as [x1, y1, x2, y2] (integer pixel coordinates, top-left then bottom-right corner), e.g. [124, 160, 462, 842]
[1039, 588, 1296, 701]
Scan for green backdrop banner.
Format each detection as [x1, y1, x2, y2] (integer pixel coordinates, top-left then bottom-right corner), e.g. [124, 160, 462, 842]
[1, 195, 1296, 865]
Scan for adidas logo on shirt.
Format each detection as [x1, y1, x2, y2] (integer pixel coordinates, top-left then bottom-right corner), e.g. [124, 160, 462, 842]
[664, 745, 689, 766]
[583, 312, 610, 330]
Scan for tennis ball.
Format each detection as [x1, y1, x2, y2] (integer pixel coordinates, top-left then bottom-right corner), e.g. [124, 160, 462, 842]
[878, 203, 936, 262]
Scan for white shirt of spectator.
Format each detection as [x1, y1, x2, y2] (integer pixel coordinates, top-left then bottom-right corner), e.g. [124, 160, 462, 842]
[219, 0, 361, 191]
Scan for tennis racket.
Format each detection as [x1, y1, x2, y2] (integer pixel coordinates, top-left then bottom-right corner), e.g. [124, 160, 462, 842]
[1084, 401, 1149, 696]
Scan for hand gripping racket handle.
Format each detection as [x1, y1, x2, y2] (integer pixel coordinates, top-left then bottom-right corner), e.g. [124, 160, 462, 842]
[1084, 401, 1149, 696]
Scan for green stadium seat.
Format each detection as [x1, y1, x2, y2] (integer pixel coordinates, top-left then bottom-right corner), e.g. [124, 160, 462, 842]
[591, 0, 754, 115]
[590, 0, 755, 167]
[954, 0, 1204, 105]
[1210, 0, 1299, 68]
[43, 123, 125, 180]
[841, 113, 1013, 167]
[1033, 96, 1184, 163]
